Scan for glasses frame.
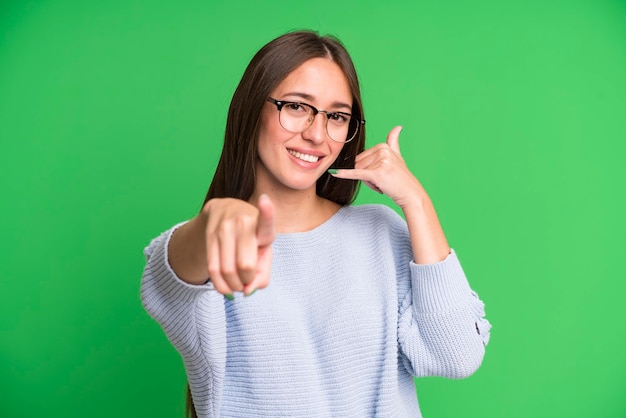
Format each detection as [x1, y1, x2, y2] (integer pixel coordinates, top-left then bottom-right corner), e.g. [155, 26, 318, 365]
[267, 97, 365, 143]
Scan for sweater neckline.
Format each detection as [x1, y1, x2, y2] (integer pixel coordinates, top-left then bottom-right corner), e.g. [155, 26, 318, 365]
[274, 205, 349, 240]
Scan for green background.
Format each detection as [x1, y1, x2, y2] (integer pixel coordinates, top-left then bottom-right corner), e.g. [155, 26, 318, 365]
[1, 0, 625, 417]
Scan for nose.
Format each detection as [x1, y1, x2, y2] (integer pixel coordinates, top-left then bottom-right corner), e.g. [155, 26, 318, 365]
[301, 113, 327, 144]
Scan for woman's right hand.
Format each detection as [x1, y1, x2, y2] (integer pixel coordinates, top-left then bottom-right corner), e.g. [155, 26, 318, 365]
[168, 194, 276, 296]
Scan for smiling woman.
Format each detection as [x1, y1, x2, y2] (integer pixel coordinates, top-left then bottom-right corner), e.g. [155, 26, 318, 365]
[140, 30, 490, 418]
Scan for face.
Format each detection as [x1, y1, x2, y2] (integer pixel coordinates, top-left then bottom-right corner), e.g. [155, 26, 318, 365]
[255, 57, 352, 197]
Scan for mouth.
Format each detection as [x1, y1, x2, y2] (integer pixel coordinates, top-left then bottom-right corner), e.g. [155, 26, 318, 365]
[287, 149, 322, 163]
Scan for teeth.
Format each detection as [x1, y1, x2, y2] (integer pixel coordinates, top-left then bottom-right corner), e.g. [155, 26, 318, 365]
[288, 149, 320, 163]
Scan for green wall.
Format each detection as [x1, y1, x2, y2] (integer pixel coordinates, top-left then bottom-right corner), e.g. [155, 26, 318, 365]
[1, 0, 625, 417]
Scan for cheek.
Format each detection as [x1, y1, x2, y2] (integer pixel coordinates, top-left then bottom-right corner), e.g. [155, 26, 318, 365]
[257, 126, 285, 161]
[257, 116, 277, 154]
[262, 107, 284, 135]
[259, 110, 289, 145]
[332, 142, 346, 158]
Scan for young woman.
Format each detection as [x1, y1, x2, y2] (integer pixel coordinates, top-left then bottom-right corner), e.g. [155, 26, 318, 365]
[141, 30, 490, 418]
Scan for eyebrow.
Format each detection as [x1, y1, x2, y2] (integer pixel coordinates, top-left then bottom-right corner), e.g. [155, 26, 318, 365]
[282, 92, 352, 112]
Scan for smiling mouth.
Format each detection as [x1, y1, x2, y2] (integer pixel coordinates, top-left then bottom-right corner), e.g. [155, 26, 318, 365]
[288, 149, 321, 163]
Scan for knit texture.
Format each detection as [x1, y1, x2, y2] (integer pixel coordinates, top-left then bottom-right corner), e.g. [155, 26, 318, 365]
[141, 204, 491, 418]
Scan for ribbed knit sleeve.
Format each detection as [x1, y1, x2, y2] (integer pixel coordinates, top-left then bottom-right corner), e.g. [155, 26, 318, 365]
[397, 250, 491, 378]
[140, 224, 228, 418]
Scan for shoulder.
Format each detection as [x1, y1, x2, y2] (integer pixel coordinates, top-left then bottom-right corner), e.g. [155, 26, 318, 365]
[338, 204, 413, 264]
[341, 203, 404, 225]
[337, 204, 408, 236]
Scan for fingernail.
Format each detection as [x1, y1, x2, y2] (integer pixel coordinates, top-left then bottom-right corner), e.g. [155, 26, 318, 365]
[245, 288, 257, 297]
[224, 293, 234, 301]
[327, 169, 338, 175]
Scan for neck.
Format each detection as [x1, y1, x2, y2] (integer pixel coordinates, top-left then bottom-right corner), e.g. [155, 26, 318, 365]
[250, 188, 340, 233]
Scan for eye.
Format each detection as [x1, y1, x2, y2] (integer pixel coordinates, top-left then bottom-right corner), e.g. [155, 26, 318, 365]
[328, 112, 349, 124]
[284, 102, 307, 113]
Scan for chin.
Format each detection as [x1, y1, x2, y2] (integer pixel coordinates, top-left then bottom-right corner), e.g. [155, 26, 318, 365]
[280, 175, 321, 192]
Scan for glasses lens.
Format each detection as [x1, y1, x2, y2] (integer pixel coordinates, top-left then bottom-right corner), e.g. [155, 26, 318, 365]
[327, 114, 359, 143]
[278, 102, 313, 133]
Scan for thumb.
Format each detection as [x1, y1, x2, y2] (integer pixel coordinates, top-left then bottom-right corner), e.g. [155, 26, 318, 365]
[386, 126, 403, 153]
[256, 194, 276, 247]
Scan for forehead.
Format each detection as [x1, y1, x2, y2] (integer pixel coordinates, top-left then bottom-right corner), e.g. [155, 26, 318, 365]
[271, 58, 353, 106]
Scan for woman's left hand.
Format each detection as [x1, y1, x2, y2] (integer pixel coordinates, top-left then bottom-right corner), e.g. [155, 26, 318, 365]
[331, 125, 450, 264]
[331, 126, 425, 210]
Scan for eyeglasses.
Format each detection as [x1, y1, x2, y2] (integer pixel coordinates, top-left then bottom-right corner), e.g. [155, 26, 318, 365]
[267, 97, 365, 143]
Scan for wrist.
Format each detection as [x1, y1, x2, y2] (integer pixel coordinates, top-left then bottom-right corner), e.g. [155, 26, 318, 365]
[399, 190, 431, 214]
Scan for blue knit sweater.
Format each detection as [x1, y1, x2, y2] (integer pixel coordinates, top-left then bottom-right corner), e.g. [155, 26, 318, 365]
[141, 204, 490, 417]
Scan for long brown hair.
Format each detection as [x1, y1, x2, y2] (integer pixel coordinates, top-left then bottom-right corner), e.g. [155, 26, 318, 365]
[188, 30, 366, 417]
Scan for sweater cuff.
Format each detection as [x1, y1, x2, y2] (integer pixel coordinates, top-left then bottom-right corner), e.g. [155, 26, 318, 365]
[409, 249, 473, 313]
[144, 222, 215, 303]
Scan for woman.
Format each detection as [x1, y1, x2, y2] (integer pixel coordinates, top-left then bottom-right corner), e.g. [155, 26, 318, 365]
[141, 30, 490, 418]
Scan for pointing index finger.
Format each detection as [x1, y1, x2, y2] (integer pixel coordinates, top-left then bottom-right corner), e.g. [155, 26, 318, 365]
[256, 194, 276, 247]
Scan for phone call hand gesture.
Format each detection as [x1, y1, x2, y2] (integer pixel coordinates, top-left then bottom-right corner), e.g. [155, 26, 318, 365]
[332, 126, 425, 210]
